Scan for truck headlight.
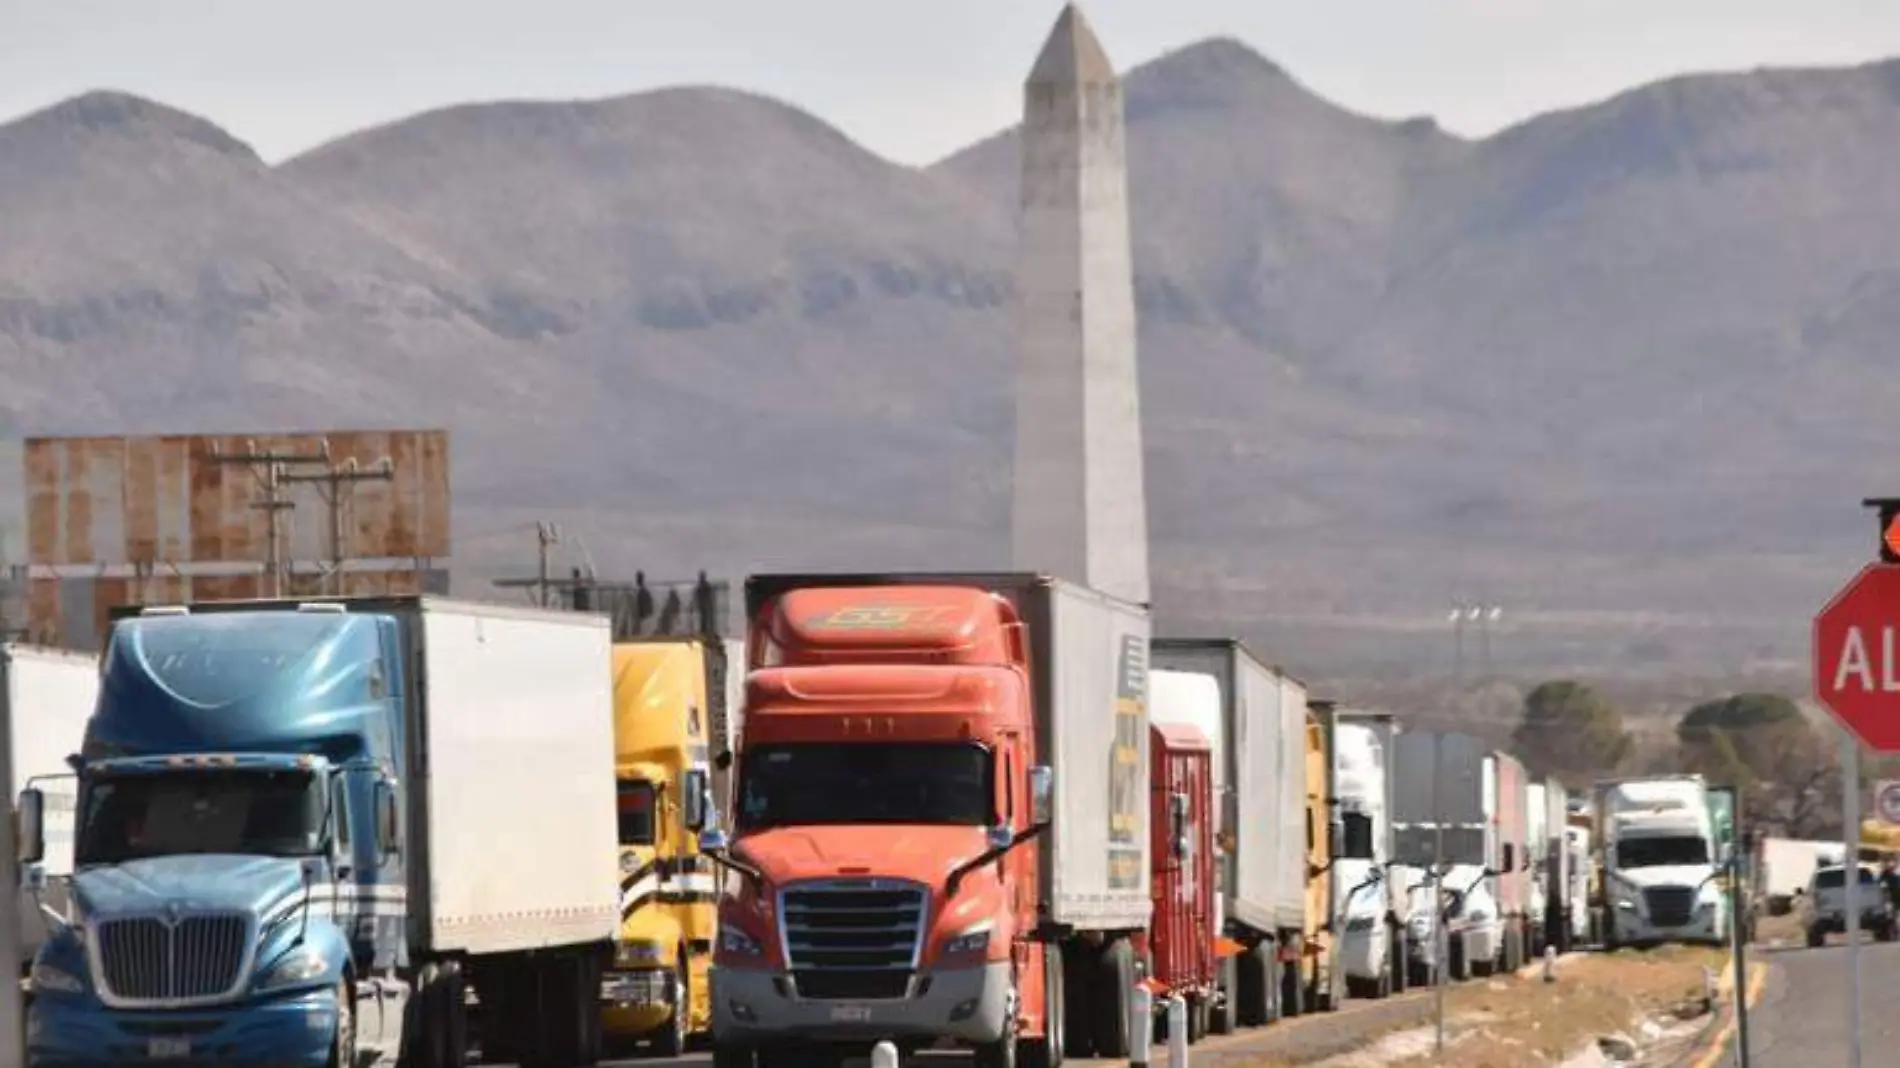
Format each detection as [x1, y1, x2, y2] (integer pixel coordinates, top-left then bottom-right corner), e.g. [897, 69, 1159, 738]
[256, 950, 329, 992]
[30, 961, 84, 994]
[942, 925, 991, 959]
[616, 940, 667, 967]
[719, 926, 763, 958]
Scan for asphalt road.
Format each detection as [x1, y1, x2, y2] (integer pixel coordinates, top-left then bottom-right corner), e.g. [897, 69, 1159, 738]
[553, 990, 1443, 1068]
[1736, 938, 1900, 1066]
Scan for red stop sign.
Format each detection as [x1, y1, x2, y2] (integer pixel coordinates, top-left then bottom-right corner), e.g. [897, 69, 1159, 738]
[1814, 564, 1900, 753]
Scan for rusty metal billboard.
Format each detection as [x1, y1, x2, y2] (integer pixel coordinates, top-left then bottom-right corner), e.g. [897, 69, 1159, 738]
[24, 430, 450, 567]
[24, 568, 452, 652]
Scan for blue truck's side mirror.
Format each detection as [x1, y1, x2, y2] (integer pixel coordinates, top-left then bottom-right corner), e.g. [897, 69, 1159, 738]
[16, 788, 46, 865]
[683, 769, 710, 833]
[375, 780, 401, 859]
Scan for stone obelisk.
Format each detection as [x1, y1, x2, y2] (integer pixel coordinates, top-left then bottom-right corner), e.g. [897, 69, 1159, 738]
[1010, 3, 1150, 607]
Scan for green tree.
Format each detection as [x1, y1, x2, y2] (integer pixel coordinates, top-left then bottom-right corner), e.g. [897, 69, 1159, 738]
[1676, 693, 1832, 835]
[1511, 680, 1634, 780]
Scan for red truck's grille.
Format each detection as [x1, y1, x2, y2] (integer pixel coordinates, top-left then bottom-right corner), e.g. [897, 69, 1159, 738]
[779, 879, 926, 1000]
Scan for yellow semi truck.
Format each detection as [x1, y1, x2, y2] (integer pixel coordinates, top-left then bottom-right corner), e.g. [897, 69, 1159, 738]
[1300, 703, 1344, 1013]
[602, 639, 725, 1055]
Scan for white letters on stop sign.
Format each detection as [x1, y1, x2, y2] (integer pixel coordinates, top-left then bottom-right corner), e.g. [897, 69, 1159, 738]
[1832, 626, 1900, 692]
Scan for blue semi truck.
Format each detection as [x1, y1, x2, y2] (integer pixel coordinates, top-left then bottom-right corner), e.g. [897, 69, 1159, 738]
[13, 596, 623, 1068]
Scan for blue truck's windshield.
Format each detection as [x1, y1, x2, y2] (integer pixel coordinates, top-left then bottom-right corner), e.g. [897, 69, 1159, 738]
[76, 768, 326, 864]
[736, 742, 992, 831]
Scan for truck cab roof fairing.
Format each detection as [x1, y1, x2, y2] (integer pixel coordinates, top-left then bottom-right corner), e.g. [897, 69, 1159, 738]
[85, 611, 394, 765]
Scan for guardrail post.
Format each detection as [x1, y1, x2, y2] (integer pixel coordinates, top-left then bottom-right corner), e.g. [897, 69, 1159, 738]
[1128, 984, 1153, 1068]
[1165, 996, 1188, 1068]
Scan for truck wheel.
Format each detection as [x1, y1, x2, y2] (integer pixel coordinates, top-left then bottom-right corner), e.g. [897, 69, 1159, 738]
[652, 960, 688, 1058]
[1449, 937, 1469, 982]
[1807, 925, 1826, 948]
[1090, 940, 1136, 1059]
[1234, 944, 1269, 1027]
[441, 962, 470, 1068]
[1023, 946, 1064, 1068]
[1208, 955, 1237, 1034]
[711, 1044, 757, 1068]
[1187, 995, 1208, 1043]
[331, 980, 359, 1068]
[973, 989, 1020, 1068]
[1061, 945, 1095, 1058]
[1388, 929, 1407, 994]
[1279, 954, 1304, 1019]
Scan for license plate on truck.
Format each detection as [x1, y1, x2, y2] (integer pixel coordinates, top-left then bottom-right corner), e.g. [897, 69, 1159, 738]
[830, 1004, 872, 1022]
[147, 1037, 191, 1059]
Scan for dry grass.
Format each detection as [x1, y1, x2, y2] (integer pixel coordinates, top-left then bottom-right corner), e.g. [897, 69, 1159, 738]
[1753, 910, 1804, 947]
[1368, 947, 1724, 1067]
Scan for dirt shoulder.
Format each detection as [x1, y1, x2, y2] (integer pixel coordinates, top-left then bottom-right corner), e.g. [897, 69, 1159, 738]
[1214, 946, 1726, 1068]
[1375, 947, 1725, 1067]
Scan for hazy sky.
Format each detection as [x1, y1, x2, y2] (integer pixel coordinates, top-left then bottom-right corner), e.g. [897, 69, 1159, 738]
[6, 0, 1900, 165]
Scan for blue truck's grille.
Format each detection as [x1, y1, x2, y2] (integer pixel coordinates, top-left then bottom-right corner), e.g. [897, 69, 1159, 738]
[780, 880, 925, 1000]
[94, 912, 251, 1005]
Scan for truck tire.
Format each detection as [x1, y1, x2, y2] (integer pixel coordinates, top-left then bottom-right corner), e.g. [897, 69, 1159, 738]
[441, 962, 470, 1068]
[1208, 955, 1237, 1034]
[1234, 944, 1272, 1027]
[1448, 936, 1469, 982]
[1090, 939, 1136, 1059]
[971, 1003, 1019, 1068]
[1062, 945, 1095, 1058]
[711, 1044, 757, 1068]
[1022, 945, 1064, 1068]
[331, 980, 359, 1068]
[1279, 950, 1305, 1019]
[652, 957, 689, 1058]
[1388, 928, 1407, 994]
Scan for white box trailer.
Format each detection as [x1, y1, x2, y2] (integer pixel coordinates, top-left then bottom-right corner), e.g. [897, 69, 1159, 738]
[1150, 640, 1306, 937]
[743, 572, 1153, 932]
[403, 599, 621, 954]
[2, 644, 98, 975]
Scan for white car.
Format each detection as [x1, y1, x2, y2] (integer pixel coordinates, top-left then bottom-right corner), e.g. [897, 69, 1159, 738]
[1801, 864, 1897, 947]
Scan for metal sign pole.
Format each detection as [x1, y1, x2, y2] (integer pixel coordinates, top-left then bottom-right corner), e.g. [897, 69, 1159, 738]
[1431, 730, 1446, 1054]
[0, 662, 21, 1068]
[1729, 851, 1752, 1067]
[1843, 729, 1862, 1068]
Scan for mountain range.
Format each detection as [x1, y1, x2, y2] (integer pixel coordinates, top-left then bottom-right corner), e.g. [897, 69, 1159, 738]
[5, 36, 1898, 681]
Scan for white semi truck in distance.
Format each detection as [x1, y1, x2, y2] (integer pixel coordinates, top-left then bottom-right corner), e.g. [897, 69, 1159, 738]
[1323, 707, 1411, 1001]
[1592, 775, 1728, 947]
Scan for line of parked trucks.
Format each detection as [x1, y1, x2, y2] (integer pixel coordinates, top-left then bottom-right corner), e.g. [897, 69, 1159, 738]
[0, 571, 1744, 1068]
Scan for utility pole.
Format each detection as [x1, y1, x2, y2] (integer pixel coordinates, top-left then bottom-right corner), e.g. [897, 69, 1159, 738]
[206, 439, 329, 598]
[535, 522, 561, 607]
[278, 455, 394, 595]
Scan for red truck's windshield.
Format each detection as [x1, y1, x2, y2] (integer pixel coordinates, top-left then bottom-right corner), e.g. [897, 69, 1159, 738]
[735, 741, 993, 830]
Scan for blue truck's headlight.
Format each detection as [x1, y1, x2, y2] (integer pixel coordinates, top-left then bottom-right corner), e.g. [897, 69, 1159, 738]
[257, 950, 329, 991]
[30, 961, 84, 994]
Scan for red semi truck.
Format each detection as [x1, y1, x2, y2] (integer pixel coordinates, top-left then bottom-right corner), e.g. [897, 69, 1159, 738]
[1147, 721, 1218, 1040]
[703, 573, 1157, 1068]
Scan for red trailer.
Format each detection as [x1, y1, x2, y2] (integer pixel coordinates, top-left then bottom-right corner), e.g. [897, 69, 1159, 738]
[1145, 721, 1219, 1040]
[1490, 751, 1532, 974]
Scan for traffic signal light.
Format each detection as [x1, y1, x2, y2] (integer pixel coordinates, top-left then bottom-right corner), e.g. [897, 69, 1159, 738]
[1863, 498, 1900, 564]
